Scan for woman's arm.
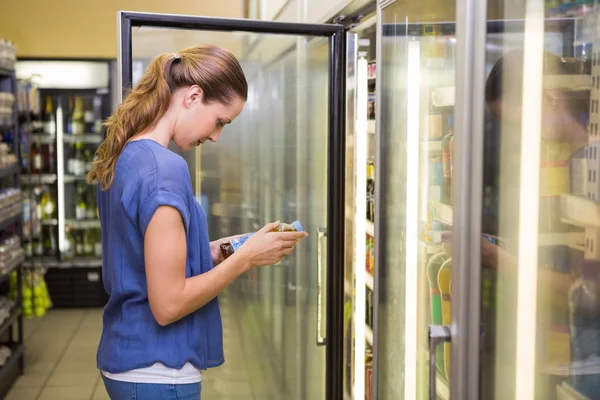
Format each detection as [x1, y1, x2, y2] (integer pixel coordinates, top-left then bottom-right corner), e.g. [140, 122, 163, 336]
[145, 206, 306, 326]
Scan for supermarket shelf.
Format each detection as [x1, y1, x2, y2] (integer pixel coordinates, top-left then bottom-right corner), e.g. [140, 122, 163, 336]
[0, 308, 21, 339]
[0, 164, 18, 179]
[66, 219, 100, 229]
[41, 219, 58, 226]
[366, 272, 374, 290]
[539, 232, 585, 249]
[367, 119, 376, 134]
[433, 202, 453, 226]
[0, 252, 25, 286]
[62, 134, 103, 144]
[366, 220, 375, 237]
[29, 134, 55, 144]
[0, 213, 21, 232]
[366, 324, 373, 346]
[24, 257, 102, 269]
[561, 194, 600, 228]
[64, 175, 92, 183]
[0, 66, 15, 77]
[0, 343, 24, 394]
[20, 174, 57, 184]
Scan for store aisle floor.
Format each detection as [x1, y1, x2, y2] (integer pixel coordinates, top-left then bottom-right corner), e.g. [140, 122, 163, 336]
[5, 291, 278, 400]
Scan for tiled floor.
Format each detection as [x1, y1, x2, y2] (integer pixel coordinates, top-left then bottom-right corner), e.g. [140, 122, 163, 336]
[4, 292, 279, 400]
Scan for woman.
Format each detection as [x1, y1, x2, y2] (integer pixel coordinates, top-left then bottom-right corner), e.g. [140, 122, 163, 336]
[87, 45, 308, 400]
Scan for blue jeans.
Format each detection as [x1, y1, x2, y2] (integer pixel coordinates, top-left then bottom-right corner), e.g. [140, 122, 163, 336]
[102, 375, 201, 400]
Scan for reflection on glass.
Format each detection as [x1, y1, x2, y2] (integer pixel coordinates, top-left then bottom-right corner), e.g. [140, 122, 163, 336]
[377, 2, 457, 399]
[481, 2, 598, 400]
[132, 29, 329, 399]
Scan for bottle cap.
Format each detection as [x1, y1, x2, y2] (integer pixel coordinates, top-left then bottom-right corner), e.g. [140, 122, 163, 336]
[292, 221, 303, 232]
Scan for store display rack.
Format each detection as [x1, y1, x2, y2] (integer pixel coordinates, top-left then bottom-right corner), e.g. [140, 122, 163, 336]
[0, 62, 25, 398]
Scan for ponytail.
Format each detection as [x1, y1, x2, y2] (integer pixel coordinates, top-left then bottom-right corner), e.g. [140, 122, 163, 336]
[88, 45, 247, 190]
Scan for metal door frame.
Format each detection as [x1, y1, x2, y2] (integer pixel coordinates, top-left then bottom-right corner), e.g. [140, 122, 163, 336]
[117, 11, 347, 400]
[372, 0, 487, 399]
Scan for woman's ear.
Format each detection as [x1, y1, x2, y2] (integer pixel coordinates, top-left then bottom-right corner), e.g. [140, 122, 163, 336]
[185, 85, 204, 108]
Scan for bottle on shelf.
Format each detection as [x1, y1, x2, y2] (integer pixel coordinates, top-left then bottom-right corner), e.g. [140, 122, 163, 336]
[86, 188, 97, 220]
[93, 96, 103, 134]
[65, 96, 74, 134]
[438, 257, 452, 379]
[84, 98, 95, 133]
[43, 226, 57, 256]
[43, 143, 55, 174]
[427, 249, 449, 376]
[75, 184, 87, 220]
[63, 226, 75, 260]
[366, 160, 375, 222]
[83, 229, 94, 256]
[72, 96, 85, 135]
[442, 116, 454, 205]
[31, 139, 42, 174]
[220, 221, 303, 260]
[93, 228, 102, 257]
[75, 230, 84, 257]
[74, 143, 85, 175]
[40, 187, 56, 221]
[43, 97, 56, 136]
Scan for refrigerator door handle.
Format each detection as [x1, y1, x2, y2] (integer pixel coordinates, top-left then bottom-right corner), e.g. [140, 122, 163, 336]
[316, 227, 327, 346]
[429, 324, 452, 400]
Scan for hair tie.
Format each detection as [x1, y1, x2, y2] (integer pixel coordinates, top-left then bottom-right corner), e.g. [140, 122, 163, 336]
[172, 52, 180, 60]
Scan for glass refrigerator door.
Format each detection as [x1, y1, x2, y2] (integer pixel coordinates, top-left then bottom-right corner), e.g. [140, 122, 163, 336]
[121, 12, 347, 400]
[375, 2, 457, 399]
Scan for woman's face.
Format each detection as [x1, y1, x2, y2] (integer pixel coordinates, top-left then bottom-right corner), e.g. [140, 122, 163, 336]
[172, 85, 245, 151]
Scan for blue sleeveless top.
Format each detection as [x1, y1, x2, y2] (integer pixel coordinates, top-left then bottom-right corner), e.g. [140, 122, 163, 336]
[96, 139, 224, 373]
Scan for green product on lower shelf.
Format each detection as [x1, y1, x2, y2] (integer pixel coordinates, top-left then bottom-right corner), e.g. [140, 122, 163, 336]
[427, 251, 448, 376]
[438, 257, 452, 380]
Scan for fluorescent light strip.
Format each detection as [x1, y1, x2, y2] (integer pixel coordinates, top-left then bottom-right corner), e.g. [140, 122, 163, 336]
[404, 39, 421, 400]
[515, 3, 544, 398]
[56, 106, 65, 253]
[353, 56, 368, 400]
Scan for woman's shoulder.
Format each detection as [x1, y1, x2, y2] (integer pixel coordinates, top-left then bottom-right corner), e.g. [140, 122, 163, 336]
[119, 140, 189, 182]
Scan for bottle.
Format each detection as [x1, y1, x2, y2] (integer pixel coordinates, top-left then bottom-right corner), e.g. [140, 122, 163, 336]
[93, 96, 103, 134]
[83, 229, 94, 256]
[75, 230, 84, 257]
[31, 140, 42, 174]
[74, 143, 85, 175]
[67, 144, 75, 175]
[442, 116, 454, 205]
[43, 227, 57, 256]
[75, 185, 87, 220]
[63, 226, 75, 260]
[438, 257, 452, 379]
[427, 250, 448, 376]
[44, 143, 55, 174]
[40, 189, 55, 220]
[72, 97, 85, 135]
[84, 98, 95, 132]
[43, 97, 56, 136]
[220, 221, 303, 260]
[93, 228, 102, 257]
[65, 97, 74, 134]
[86, 189, 97, 220]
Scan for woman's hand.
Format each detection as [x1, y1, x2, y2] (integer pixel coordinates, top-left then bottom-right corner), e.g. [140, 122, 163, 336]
[237, 221, 308, 268]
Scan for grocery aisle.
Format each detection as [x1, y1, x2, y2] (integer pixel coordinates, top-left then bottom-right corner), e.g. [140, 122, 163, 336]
[5, 290, 282, 400]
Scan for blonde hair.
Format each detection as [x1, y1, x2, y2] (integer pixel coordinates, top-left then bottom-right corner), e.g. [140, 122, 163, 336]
[88, 45, 248, 190]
